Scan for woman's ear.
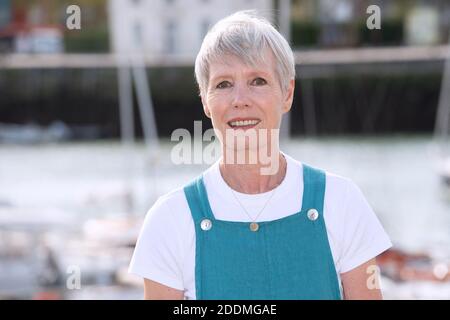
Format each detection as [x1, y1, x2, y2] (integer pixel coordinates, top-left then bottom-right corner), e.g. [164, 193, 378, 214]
[201, 94, 212, 118]
[282, 79, 295, 113]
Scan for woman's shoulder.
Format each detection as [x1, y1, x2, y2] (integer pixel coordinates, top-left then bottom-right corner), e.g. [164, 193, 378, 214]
[286, 156, 366, 209]
[324, 170, 357, 192]
[321, 168, 366, 207]
[152, 186, 191, 213]
[318, 167, 376, 221]
[142, 186, 193, 228]
[147, 163, 220, 220]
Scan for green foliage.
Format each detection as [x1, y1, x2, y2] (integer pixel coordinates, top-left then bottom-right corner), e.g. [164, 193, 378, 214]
[64, 27, 110, 53]
[291, 21, 320, 47]
[358, 19, 404, 46]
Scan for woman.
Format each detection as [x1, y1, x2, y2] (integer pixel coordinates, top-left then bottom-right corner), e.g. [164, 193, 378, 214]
[129, 11, 392, 300]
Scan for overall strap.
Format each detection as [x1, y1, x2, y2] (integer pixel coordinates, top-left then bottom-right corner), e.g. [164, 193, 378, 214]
[183, 175, 215, 222]
[301, 164, 326, 214]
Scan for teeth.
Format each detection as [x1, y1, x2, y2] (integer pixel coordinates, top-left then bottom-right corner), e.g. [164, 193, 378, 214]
[229, 120, 259, 127]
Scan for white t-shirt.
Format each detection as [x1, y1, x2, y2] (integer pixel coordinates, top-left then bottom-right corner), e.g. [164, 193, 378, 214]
[129, 154, 392, 300]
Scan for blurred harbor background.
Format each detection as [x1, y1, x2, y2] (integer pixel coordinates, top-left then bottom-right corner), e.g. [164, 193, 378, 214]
[1, 0, 450, 299]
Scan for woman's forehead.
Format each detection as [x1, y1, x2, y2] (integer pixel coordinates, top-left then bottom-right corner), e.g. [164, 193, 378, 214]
[209, 51, 276, 79]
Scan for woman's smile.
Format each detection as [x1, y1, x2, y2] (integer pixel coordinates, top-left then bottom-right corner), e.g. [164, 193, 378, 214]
[227, 118, 262, 130]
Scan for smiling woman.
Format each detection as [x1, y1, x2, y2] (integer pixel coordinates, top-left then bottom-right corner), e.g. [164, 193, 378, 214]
[129, 10, 392, 300]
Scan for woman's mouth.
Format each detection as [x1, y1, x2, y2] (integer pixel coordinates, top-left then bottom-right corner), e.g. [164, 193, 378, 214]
[227, 119, 261, 130]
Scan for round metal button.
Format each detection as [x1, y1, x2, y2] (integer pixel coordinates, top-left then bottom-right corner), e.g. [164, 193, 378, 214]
[249, 222, 259, 232]
[307, 209, 319, 221]
[200, 219, 212, 231]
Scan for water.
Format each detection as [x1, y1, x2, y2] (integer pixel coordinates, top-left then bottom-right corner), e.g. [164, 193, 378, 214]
[1, 135, 449, 299]
[3, 136, 448, 249]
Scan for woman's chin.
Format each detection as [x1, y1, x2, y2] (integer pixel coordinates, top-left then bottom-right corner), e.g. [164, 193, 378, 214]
[223, 143, 271, 162]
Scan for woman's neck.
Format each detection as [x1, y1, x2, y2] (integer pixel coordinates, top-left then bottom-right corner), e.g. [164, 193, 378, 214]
[219, 151, 287, 194]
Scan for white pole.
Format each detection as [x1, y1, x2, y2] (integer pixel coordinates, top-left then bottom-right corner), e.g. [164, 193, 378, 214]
[279, 0, 292, 139]
[117, 57, 136, 216]
[118, 65, 134, 145]
[131, 59, 159, 153]
[279, 0, 292, 43]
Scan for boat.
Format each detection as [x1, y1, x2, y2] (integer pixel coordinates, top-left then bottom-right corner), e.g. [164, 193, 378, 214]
[0, 210, 143, 299]
[0, 121, 71, 144]
[378, 248, 449, 283]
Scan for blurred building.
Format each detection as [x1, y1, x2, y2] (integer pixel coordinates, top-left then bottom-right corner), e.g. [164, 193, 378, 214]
[0, 0, 109, 53]
[108, 0, 273, 58]
[0, 0, 11, 51]
[0, 0, 10, 27]
[291, 0, 450, 48]
[0, 0, 63, 53]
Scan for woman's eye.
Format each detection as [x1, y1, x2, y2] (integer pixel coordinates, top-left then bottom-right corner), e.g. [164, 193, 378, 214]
[252, 77, 267, 86]
[216, 81, 231, 89]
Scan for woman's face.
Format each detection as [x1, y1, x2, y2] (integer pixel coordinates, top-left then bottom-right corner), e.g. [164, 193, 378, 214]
[202, 49, 294, 153]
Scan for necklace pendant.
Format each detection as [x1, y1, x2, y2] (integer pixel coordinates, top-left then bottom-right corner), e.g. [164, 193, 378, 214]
[249, 222, 259, 232]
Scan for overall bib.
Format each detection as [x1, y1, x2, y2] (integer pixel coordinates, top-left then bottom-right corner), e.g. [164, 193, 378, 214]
[183, 163, 341, 299]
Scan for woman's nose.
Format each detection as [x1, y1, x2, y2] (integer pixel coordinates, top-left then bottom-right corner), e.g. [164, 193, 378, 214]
[231, 84, 250, 109]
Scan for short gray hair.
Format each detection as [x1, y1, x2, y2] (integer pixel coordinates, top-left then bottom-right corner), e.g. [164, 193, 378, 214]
[194, 10, 295, 96]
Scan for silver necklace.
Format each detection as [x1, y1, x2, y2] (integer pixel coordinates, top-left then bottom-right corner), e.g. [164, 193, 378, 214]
[230, 186, 277, 232]
[228, 159, 286, 232]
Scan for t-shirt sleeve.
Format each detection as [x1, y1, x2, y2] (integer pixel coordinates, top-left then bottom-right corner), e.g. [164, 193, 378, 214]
[338, 179, 393, 274]
[128, 197, 184, 291]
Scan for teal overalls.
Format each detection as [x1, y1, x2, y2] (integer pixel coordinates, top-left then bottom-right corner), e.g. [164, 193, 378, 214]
[183, 163, 341, 300]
